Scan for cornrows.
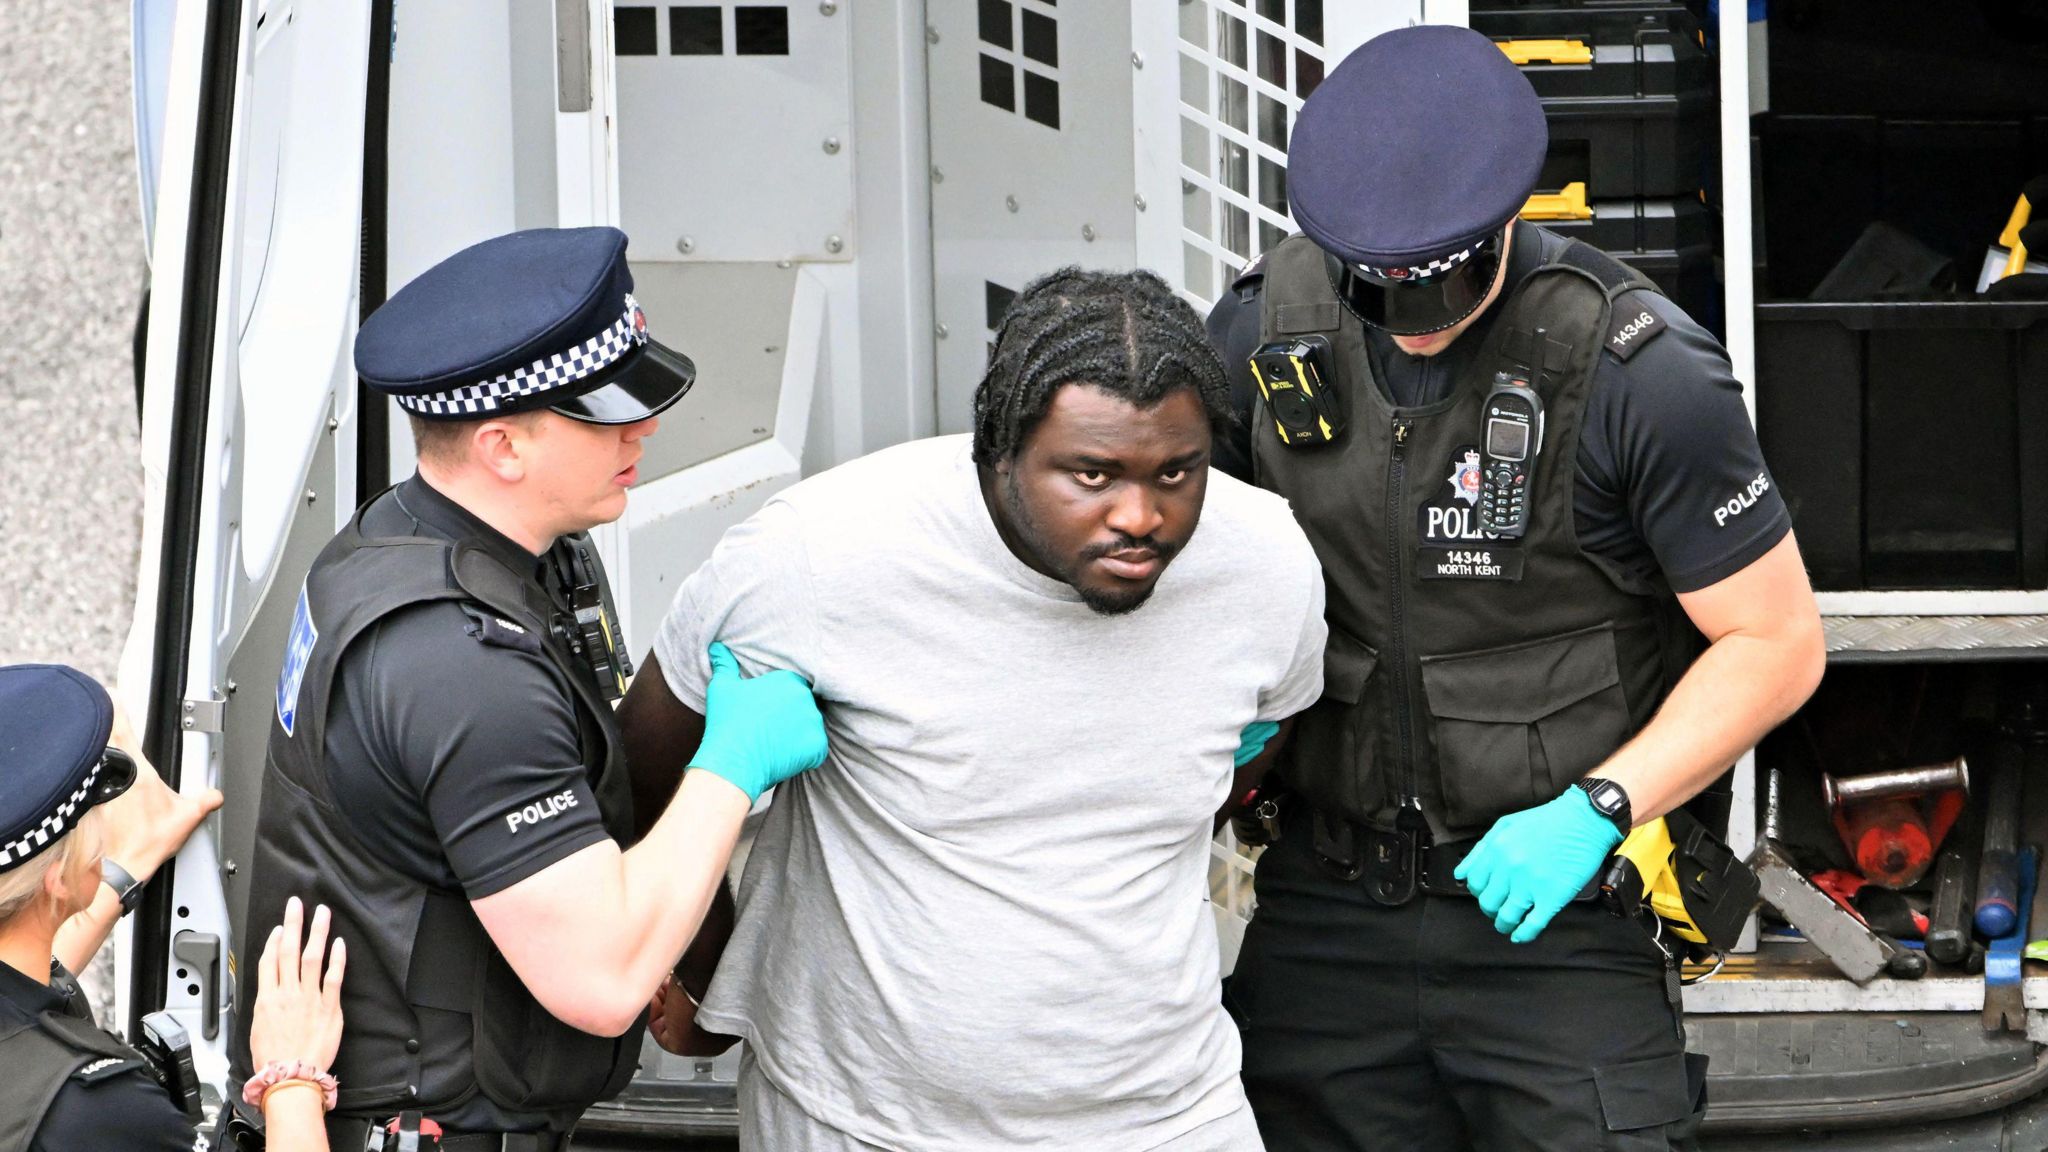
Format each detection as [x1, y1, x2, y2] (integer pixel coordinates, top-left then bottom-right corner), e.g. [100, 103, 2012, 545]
[971, 267, 1235, 466]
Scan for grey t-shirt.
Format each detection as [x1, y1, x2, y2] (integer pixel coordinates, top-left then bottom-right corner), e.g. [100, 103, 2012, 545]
[655, 434, 1325, 1150]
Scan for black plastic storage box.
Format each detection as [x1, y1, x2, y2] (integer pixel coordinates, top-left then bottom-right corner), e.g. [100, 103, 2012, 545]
[1471, 2, 1714, 199]
[1751, 105, 2048, 592]
[1755, 301, 2048, 591]
[1535, 195, 1719, 327]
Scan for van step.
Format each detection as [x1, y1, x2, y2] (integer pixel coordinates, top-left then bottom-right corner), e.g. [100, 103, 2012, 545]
[1695, 1011, 2044, 1132]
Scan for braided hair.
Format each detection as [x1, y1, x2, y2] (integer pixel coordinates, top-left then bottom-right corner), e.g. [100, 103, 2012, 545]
[971, 267, 1234, 466]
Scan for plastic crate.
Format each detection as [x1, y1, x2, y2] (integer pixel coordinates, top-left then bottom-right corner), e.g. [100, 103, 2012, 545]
[1474, 3, 1715, 199]
[1530, 192, 1720, 328]
[1754, 301, 2048, 591]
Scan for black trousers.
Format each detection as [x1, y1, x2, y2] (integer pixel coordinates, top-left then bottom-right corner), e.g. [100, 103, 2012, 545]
[1228, 812, 1708, 1152]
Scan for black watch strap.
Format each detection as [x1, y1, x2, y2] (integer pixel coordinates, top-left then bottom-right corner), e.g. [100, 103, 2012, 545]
[1573, 777, 1632, 836]
[101, 860, 146, 916]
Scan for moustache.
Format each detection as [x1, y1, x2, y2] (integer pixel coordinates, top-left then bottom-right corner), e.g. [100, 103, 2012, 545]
[1080, 534, 1182, 563]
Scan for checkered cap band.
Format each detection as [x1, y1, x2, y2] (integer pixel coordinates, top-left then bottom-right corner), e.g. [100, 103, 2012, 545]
[0, 758, 100, 872]
[1354, 243, 1480, 283]
[395, 295, 651, 417]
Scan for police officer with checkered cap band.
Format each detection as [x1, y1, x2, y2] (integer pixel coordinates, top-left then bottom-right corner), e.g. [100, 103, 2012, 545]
[0, 664, 197, 1151]
[225, 227, 829, 1149]
[1205, 24, 1823, 1151]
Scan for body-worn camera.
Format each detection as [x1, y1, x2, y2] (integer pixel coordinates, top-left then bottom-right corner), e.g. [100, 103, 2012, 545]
[551, 533, 633, 702]
[1250, 336, 1344, 447]
[136, 1010, 201, 1119]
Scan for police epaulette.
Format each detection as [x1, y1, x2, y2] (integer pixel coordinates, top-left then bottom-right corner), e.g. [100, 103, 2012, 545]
[1605, 293, 1668, 363]
[1230, 252, 1269, 295]
[460, 603, 543, 655]
[72, 1056, 141, 1084]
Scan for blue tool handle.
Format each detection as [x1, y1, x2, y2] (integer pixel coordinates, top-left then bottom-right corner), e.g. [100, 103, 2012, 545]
[1984, 847, 2037, 987]
[1979, 847, 2020, 938]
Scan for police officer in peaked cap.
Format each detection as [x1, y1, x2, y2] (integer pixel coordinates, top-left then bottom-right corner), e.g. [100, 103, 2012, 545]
[227, 227, 828, 1149]
[0, 664, 227, 1150]
[1206, 25, 1825, 1150]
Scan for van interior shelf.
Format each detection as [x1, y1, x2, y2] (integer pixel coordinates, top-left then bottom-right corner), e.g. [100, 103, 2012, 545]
[1823, 615, 2048, 663]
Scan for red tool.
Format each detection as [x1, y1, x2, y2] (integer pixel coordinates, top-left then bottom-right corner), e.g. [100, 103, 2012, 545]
[1823, 758, 1969, 889]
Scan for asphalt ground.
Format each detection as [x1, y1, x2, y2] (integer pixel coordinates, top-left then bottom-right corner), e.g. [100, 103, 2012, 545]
[0, 0, 146, 684]
[0, 0, 145, 1023]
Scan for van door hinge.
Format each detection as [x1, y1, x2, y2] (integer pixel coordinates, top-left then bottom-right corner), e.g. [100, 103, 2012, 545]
[180, 693, 226, 734]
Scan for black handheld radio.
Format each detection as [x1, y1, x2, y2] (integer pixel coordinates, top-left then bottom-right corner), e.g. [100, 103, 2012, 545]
[1249, 336, 1343, 446]
[1477, 372, 1542, 538]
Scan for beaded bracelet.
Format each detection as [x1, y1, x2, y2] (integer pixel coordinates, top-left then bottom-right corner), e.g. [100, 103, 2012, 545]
[243, 1059, 339, 1112]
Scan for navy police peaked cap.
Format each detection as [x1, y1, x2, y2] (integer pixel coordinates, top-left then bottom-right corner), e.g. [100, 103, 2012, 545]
[1287, 24, 1547, 275]
[0, 665, 134, 875]
[356, 227, 696, 425]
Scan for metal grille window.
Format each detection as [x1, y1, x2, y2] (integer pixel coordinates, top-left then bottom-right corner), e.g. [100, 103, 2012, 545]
[1174, 0, 1325, 305]
[977, 0, 1061, 129]
[614, 4, 788, 57]
[616, 6, 659, 55]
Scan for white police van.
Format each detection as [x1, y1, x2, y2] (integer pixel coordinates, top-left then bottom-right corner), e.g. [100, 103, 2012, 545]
[118, 1, 2048, 1147]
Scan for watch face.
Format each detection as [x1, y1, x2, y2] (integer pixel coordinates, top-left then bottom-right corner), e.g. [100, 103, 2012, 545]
[1582, 779, 1625, 815]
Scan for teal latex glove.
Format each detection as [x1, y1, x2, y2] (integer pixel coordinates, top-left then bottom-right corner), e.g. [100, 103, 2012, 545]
[687, 642, 828, 803]
[1235, 720, 1282, 768]
[1453, 787, 1623, 944]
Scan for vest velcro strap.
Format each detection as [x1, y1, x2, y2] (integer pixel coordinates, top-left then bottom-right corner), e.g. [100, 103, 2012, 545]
[1275, 302, 1341, 335]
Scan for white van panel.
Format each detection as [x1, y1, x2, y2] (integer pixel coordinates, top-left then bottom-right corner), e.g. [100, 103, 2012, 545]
[235, 0, 368, 582]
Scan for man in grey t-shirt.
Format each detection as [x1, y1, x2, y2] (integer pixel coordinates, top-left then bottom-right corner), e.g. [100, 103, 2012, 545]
[622, 269, 1326, 1150]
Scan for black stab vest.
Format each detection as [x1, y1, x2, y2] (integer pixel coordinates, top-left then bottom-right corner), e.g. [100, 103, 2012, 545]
[1252, 231, 1700, 842]
[230, 497, 640, 1131]
[0, 970, 158, 1152]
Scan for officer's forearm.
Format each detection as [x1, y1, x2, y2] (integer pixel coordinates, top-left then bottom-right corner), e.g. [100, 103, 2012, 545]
[50, 882, 124, 976]
[475, 770, 750, 1036]
[674, 879, 734, 1001]
[1591, 538, 1825, 823]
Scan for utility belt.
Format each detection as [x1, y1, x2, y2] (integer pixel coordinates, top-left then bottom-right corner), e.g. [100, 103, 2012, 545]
[217, 1110, 571, 1152]
[333, 1114, 572, 1152]
[1262, 796, 1756, 966]
[1306, 807, 1602, 904]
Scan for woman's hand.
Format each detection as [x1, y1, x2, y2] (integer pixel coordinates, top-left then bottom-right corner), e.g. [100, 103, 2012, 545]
[99, 703, 223, 881]
[250, 897, 346, 1070]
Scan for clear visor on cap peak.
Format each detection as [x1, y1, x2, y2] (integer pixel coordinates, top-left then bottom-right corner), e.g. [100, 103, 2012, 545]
[1337, 230, 1506, 336]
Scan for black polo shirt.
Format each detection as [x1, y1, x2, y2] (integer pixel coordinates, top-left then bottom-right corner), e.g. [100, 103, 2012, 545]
[1207, 221, 1792, 595]
[0, 958, 194, 1152]
[322, 475, 610, 898]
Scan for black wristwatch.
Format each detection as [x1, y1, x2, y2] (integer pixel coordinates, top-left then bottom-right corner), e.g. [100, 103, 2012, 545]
[1573, 777, 1633, 836]
[101, 860, 147, 917]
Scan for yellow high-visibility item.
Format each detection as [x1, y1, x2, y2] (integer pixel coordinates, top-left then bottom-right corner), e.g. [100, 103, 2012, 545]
[1497, 38, 1593, 66]
[1521, 182, 1594, 222]
[1608, 817, 1711, 945]
[1998, 192, 2033, 281]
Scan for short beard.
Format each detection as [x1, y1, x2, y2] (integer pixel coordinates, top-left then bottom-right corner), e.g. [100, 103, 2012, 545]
[1001, 472, 1163, 617]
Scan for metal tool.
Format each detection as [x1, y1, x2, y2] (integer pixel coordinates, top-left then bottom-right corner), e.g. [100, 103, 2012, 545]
[1975, 741, 2024, 938]
[1752, 838, 1921, 984]
[1824, 758, 1968, 889]
[1821, 757, 1968, 809]
[1984, 846, 2038, 1031]
[1755, 767, 1924, 983]
[1926, 815, 1979, 965]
